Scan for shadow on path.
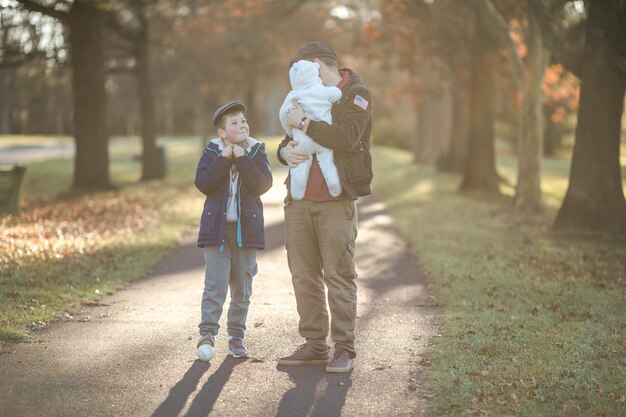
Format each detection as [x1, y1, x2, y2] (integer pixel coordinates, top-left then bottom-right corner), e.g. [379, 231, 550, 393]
[151, 361, 210, 417]
[183, 357, 246, 417]
[275, 365, 352, 417]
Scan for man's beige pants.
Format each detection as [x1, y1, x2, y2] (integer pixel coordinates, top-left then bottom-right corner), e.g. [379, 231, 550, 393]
[284, 198, 358, 358]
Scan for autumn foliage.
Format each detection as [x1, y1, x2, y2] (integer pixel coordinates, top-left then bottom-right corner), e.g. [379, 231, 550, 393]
[1, 195, 160, 276]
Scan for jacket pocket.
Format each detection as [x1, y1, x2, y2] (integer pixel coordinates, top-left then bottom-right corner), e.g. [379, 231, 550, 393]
[343, 143, 372, 184]
[200, 209, 219, 239]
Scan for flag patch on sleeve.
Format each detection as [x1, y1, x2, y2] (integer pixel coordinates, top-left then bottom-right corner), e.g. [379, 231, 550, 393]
[353, 95, 369, 110]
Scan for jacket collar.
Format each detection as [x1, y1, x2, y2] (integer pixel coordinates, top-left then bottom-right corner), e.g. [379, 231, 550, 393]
[339, 68, 365, 90]
[209, 137, 260, 152]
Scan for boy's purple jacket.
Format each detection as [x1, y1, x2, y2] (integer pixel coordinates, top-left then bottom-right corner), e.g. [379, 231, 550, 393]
[195, 138, 272, 249]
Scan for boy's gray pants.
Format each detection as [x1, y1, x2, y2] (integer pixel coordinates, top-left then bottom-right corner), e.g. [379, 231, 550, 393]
[199, 223, 258, 339]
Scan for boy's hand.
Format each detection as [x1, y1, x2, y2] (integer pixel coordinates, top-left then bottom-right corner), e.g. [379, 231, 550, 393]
[221, 145, 233, 159]
[232, 145, 245, 158]
[283, 140, 309, 168]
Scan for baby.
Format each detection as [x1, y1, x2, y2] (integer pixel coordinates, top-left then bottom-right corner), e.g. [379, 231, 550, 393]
[279, 60, 343, 199]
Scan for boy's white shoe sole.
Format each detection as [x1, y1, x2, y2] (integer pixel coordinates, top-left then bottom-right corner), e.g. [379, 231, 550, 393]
[197, 344, 215, 362]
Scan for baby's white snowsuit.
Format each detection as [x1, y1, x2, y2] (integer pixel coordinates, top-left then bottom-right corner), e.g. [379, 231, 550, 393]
[279, 60, 343, 199]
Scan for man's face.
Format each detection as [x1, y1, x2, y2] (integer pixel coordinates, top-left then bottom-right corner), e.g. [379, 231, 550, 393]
[314, 58, 333, 86]
[218, 112, 248, 145]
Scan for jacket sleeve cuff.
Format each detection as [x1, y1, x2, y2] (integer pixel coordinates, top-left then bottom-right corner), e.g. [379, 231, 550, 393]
[277, 145, 288, 165]
[306, 120, 320, 141]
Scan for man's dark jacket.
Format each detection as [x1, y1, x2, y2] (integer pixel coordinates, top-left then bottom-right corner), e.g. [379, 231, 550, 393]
[195, 138, 272, 249]
[277, 69, 373, 198]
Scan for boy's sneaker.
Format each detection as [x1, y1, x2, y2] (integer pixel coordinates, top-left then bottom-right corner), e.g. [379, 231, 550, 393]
[277, 344, 330, 365]
[196, 336, 215, 362]
[228, 337, 251, 358]
[325, 348, 353, 373]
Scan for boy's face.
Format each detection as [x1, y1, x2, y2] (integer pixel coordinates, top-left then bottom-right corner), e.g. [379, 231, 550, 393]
[218, 112, 249, 145]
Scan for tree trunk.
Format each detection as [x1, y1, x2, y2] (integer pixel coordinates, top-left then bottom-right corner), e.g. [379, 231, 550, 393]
[164, 94, 174, 137]
[438, 86, 469, 172]
[0, 68, 16, 134]
[136, 25, 164, 181]
[413, 64, 431, 164]
[68, 3, 111, 190]
[553, 41, 626, 233]
[413, 97, 430, 164]
[543, 117, 562, 157]
[245, 76, 258, 138]
[459, 48, 500, 192]
[196, 101, 208, 149]
[515, 11, 549, 212]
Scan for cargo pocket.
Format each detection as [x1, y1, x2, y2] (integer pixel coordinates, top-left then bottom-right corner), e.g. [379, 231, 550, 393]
[246, 261, 258, 278]
[336, 242, 357, 279]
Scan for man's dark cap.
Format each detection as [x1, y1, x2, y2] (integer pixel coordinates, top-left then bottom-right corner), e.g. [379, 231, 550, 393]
[212, 100, 246, 128]
[289, 41, 337, 68]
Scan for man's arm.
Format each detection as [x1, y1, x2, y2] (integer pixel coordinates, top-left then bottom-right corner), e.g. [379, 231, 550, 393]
[307, 87, 371, 153]
[277, 134, 310, 167]
[285, 87, 372, 153]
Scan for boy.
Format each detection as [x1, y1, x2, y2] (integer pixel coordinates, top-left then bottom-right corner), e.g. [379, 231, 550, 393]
[194, 100, 272, 362]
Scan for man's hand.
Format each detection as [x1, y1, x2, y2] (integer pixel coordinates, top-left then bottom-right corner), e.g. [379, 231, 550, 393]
[286, 100, 307, 129]
[221, 145, 233, 159]
[232, 144, 245, 158]
[282, 140, 309, 168]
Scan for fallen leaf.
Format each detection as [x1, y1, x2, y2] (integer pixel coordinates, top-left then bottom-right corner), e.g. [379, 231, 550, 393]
[249, 357, 264, 363]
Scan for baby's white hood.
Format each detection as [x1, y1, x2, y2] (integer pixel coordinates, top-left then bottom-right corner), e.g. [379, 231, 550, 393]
[289, 60, 322, 90]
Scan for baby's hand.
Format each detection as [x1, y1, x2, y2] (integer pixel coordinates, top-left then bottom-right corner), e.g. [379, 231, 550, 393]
[233, 145, 245, 158]
[222, 145, 233, 159]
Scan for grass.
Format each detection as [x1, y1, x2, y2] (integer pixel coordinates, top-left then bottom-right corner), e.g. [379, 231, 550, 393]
[371, 146, 626, 417]
[0, 135, 281, 344]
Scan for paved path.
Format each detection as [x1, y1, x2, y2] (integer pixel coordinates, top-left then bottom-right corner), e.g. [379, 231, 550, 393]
[0, 169, 438, 417]
[0, 143, 74, 165]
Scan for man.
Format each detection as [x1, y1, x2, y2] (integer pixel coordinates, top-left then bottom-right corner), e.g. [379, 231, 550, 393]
[277, 41, 373, 373]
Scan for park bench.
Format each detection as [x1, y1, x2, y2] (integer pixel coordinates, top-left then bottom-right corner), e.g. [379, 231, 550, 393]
[0, 165, 27, 215]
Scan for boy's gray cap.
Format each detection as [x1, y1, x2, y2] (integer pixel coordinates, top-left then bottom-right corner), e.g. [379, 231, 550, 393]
[212, 100, 246, 127]
[289, 41, 337, 68]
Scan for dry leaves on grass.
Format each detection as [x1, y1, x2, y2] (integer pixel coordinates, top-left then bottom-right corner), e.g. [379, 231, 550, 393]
[0, 195, 161, 274]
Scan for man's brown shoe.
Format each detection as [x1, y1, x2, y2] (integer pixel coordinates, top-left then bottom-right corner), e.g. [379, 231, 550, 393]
[278, 344, 330, 365]
[325, 348, 353, 373]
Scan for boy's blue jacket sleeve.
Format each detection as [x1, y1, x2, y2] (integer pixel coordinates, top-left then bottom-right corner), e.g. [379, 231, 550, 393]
[234, 143, 273, 196]
[194, 148, 231, 196]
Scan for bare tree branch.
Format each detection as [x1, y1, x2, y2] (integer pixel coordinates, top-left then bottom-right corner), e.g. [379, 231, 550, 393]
[476, 0, 525, 86]
[15, 0, 69, 22]
[527, 0, 558, 50]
